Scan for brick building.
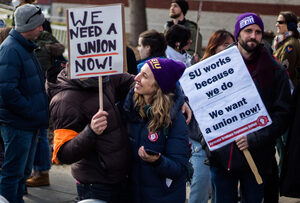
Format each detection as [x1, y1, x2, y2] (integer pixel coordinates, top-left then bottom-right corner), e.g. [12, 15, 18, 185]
[50, 0, 300, 46]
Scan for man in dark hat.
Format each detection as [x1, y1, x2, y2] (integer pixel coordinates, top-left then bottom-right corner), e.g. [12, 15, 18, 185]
[208, 13, 291, 203]
[164, 0, 202, 58]
[0, 4, 49, 203]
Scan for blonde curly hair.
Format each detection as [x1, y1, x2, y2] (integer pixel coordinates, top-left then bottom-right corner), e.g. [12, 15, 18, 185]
[133, 84, 174, 133]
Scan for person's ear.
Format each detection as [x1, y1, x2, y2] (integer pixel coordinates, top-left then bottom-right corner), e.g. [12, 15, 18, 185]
[145, 45, 151, 54]
[176, 42, 180, 50]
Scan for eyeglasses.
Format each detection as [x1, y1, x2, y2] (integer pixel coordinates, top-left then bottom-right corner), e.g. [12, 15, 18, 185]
[276, 20, 286, 24]
[25, 7, 42, 24]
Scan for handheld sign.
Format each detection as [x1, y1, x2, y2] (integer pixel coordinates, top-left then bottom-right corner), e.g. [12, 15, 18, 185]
[180, 46, 272, 151]
[67, 4, 126, 79]
[180, 46, 269, 184]
[67, 4, 126, 110]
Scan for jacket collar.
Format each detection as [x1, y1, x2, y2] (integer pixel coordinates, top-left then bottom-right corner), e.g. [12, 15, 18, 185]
[47, 68, 110, 99]
[9, 29, 37, 52]
[167, 18, 187, 28]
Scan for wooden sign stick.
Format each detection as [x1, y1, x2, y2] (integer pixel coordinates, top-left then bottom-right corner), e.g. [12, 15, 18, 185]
[98, 76, 103, 111]
[243, 149, 263, 184]
[194, 0, 203, 55]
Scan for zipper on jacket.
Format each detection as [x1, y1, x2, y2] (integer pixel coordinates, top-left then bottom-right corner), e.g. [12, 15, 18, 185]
[227, 143, 233, 171]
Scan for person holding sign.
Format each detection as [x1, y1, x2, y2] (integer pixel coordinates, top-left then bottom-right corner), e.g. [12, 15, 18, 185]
[48, 69, 135, 202]
[120, 58, 189, 203]
[208, 13, 291, 203]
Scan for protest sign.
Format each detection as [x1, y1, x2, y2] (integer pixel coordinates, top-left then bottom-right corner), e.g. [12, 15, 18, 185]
[180, 46, 272, 151]
[67, 4, 125, 79]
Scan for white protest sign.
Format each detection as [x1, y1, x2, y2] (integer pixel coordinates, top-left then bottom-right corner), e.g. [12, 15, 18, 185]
[67, 4, 125, 79]
[180, 46, 272, 151]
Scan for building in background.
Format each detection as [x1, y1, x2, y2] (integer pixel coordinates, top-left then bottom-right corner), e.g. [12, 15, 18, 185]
[43, 0, 300, 46]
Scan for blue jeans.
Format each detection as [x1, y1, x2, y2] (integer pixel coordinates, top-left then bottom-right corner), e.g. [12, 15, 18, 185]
[33, 128, 51, 171]
[76, 179, 130, 203]
[0, 124, 38, 203]
[189, 139, 211, 203]
[210, 166, 264, 203]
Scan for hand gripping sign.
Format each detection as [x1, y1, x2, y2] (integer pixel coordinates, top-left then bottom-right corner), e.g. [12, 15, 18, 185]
[180, 46, 272, 184]
[67, 4, 126, 110]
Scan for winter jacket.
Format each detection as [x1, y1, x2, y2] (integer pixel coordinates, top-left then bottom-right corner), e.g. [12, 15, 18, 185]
[164, 18, 202, 57]
[165, 45, 192, 68]
[121, 87, 189, 203]
[208, 45, 291, 176]
[280, 81, 300, 198]
[274, 36, 300, 86]
[48, 69, 134, 184]
[0, 29, 49, 130]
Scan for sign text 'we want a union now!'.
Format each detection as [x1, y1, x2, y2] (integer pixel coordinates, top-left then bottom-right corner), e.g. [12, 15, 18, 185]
[180, 46, 272, 151]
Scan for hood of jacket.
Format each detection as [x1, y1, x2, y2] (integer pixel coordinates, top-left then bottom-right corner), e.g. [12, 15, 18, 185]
[46, 68, 109, 99]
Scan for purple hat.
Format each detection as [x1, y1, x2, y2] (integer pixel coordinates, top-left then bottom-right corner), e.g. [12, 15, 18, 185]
[146, 58, 186, 93]
[234, 13, 264, 40]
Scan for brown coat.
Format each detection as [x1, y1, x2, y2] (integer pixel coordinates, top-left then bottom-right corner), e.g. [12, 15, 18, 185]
[274, 36, 300, 86]
[48, 69, 134, 184]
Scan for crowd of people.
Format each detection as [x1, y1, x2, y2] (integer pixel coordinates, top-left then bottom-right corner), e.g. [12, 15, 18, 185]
[0, 0, 299, 203]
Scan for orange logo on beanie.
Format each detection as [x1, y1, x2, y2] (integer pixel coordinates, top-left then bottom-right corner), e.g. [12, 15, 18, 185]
[149, 58, 162, 70]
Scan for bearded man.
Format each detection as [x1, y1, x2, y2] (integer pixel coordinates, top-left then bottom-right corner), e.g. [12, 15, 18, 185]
[208, 13, 291, 203]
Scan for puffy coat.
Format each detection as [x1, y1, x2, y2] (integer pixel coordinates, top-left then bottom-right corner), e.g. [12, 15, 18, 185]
[48, 69, 134, 184]
[0, 29, 49, 130]
[121, 87, 189, 203]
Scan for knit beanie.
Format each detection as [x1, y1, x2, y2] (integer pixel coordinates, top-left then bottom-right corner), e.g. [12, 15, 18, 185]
[234, 13, 264, 40]
[171, 0, 189, 16]
[15, 4, 45, 33]
[146, 58, 186, 93]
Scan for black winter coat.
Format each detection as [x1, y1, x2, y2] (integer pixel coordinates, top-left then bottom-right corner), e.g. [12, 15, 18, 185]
[280, 81, 300, 198]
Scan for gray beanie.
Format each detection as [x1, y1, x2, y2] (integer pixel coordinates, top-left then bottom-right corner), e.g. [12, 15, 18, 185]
[14, 4, 45, 33]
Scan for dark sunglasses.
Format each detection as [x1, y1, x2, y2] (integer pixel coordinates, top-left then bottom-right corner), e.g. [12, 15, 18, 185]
[276, 20, 286, 24]
[25, 7, 42, 24]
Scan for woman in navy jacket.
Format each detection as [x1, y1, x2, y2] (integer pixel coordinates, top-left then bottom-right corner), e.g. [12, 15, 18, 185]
[121, 58, 189, 203]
